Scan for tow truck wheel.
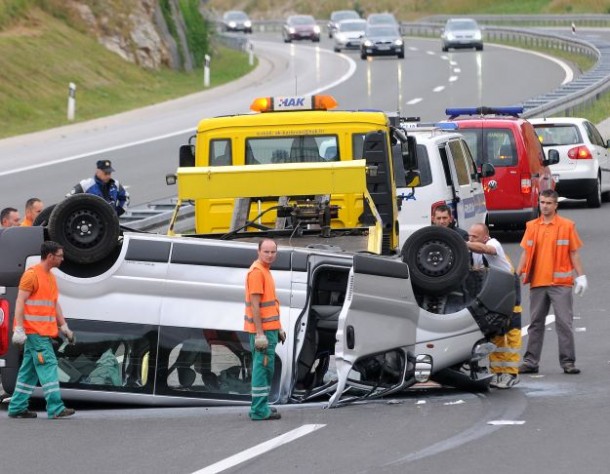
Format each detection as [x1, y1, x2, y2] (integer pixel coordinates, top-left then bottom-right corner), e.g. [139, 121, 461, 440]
[48, 194, 120, 264]
[401, 225, 469, 295]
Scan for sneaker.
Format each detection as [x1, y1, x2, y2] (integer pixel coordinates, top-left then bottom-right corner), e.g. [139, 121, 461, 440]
[53, 408, 75, 419]
[563, 365, 581, 374]
[496, 374, 520, 389]
[8, 410, 37, 419]
[518, 364, 539, 374]
[489, 374, 500, 388]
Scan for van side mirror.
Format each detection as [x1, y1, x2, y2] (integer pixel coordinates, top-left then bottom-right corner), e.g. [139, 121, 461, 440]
[179, 144, 195, 167]
[405, 170, 421, 187]
[480, 162, 495, 178]
[543, 149, 560, 166]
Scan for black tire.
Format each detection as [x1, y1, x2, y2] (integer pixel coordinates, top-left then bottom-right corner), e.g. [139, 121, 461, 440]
[48, 194, 120, 264]
[397, 50, 404, 59]
[476, 45, 483, 51]
[586, 175, 602, 208]
[442, 45, 449, 52]
[360, 52, 367, 60]
[33, 204, 56, 226]
[401, 225, 469, 295]
[334, 47, 341, 53]
[431, 366, 491, 392]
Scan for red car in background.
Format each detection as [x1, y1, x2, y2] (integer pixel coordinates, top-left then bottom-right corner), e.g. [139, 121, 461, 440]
[283, 15, 321, 43]
[445, 107, 559, 230]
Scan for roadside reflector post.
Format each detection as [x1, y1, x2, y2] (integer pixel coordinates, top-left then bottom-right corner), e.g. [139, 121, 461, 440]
[248, 42, 254, 66]
[203, 54, 211, 88]
[67, 82, 76, 121]
[571, 22, 576, 35]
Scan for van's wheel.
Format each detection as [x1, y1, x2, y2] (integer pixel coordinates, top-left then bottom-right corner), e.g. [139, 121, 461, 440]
[33, 204, 56, 226]
[401, 226, 469, 295]
[586, 175, 602, 208]
[48, 194, 120, 264]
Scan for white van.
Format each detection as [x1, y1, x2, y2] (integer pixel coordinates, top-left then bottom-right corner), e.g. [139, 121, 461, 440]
[396, 125, 493, 243]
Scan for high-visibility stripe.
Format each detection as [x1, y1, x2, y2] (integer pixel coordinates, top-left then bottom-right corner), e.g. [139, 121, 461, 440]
[25, 299, 55, 307]
[556, 239, 569, 246]
[244, 315, 280, 324]
[491, 361, 520, 368]
[526, 240, 533, 246]
[42, 381, 59, 389]
[16, 381, 37, 389]
[553, 271, 573, 278]
[245, 300, 276, 308]
[492, 347, 521, 354]
[43, 386, 60, 395]
[24, 314, 55, 322]
[14, 387, 33, 395]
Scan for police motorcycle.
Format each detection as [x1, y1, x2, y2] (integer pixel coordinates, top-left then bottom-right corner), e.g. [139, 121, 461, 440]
[0, 130, 515, 408]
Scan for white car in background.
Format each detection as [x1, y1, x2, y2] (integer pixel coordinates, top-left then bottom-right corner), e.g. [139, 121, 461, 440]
[441, 18, 483, 52]
[530, 117, 610, 207]
[333, 19, 367, 52]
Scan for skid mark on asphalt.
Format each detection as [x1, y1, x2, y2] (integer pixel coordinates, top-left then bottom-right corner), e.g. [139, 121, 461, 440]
[192, 424, 326, 474]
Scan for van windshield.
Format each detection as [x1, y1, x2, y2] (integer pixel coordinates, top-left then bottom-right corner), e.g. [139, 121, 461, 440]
[458, 128, 517, 167]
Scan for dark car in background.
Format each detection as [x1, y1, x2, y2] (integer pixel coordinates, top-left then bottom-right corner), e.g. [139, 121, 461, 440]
[360, 24, 404, 59]
[283, 15, 321, 43]
[441, 18, 483, 51]
[221, 10, 252, 33]
[328, 9, 361, 38]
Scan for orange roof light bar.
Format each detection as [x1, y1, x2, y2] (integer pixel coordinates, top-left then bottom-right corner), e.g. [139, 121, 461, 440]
[250, 95, 338, 113]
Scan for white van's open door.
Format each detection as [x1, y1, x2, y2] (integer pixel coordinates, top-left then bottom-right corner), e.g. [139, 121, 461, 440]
[328, 254, 420, 407]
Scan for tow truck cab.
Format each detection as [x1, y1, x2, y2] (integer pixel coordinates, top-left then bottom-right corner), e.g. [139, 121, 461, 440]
[178, 95, 418, 236]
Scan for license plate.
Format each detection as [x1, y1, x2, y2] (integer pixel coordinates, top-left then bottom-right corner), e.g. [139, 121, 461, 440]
[552, 174, 560, 183]
[377, 45, 390, 51]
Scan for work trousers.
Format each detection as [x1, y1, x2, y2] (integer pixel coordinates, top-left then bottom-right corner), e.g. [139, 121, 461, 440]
[523, 285, 576, 368]
[491, 275, 522, 375]
[248, 330, 278, 420]
[8, 334, 66, 418]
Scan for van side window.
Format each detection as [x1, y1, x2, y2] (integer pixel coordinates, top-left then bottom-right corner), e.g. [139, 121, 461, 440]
[447, 140, 471, 186]
[438, 146, 452, 186]
[210, 140, 232, 166]
[352, 133, 366, 159]
[415, 144, 433, 186]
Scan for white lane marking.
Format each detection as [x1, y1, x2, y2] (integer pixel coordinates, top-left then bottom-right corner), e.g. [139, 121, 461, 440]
[522, 314, 555, 336]
[0, 48, 356, 178]
[426, 51, 436, 55]
[192, 424, 326, 474]
[449, 60, 458, 66]
[433, 86, 445, 92]
[449, 75, 459, 82]
[492, 43, 573, 85]
[453, 68, 461, 73]
[407, 98, 423, 105]
[408, 46, 418, 51]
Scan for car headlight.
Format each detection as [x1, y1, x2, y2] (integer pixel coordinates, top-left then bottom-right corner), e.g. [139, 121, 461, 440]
[288, 27, 295, 34]
[446, 33, 455, 41]
[229, 21, 236, 28]
[395, 39, 403, 46]
[244, 21, 252, 28]
[474, 31, 482, 40]
[313, 25, 321, 34]
[364, 40, 372, 47]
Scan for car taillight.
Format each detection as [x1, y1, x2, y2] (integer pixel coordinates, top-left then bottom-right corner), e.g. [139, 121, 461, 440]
[0, 298, 9, 356]
[567, 145, 592, 160]
[521, 176, 532, 194]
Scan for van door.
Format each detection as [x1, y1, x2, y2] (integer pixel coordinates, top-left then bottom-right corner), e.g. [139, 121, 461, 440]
[444, 139, 480, 230]
[328, 254, 419, 407]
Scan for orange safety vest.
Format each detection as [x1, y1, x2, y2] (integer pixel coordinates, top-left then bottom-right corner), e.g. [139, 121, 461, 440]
[20, 264, 59, 337]
[521, 215, 577, 286]
[244, 261, 281, 333]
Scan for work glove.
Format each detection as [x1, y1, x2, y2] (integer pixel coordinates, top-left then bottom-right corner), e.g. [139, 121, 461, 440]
[60, 324, 76, 344]
[574, 275, 588, 296]
[254, 334, 268, 351]
[12, 326, 26, 346]
[278, 329, 286, 345]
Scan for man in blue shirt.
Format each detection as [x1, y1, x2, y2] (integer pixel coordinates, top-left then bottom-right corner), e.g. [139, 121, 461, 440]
[68, 160, 129, 216]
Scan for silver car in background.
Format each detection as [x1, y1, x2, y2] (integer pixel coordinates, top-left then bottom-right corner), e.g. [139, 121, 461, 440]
[530, 117, 610, 207]
[221, 10, 252, 33]
[441, 18, 483, 51]
[333, 19, 367, 52]
[328, 9, 361, 38]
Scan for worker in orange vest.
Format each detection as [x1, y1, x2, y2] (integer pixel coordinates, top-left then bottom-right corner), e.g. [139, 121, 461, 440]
[244, 238, 285, 421]
[8, 241, 76, 419]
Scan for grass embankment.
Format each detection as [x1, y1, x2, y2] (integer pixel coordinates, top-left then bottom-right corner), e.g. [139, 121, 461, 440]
[0, 8, 255, 139]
